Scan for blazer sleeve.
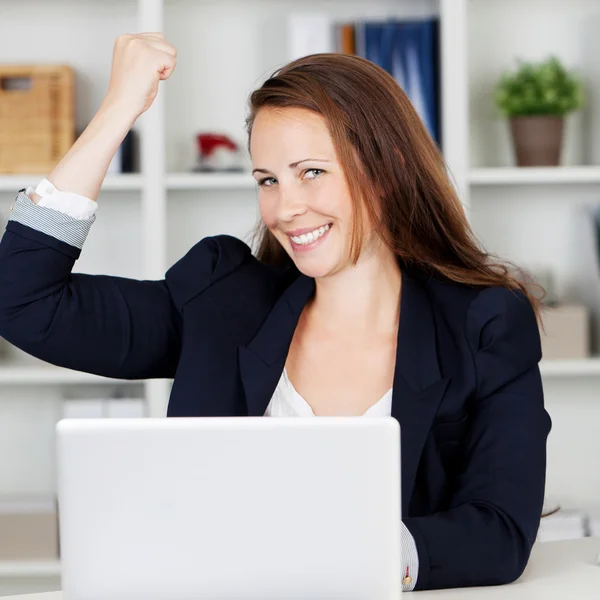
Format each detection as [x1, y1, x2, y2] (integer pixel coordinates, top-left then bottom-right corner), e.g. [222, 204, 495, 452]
[0, 194, 249, 379]
[403, 287, 552, 591]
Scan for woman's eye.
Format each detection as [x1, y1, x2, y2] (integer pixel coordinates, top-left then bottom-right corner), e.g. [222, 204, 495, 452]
[304, 169, 324, 179]
[257, 169, 323, 187]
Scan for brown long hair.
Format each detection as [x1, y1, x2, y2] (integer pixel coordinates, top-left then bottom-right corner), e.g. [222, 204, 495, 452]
[245, 53, 541, 317]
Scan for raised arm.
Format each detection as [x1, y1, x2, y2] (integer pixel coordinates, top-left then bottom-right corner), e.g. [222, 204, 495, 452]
[33, 32, 177, 203]
[0, 33, 183, 380]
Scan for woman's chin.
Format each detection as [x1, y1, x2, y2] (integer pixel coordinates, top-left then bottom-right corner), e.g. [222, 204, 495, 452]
[289, 255, 339, 279]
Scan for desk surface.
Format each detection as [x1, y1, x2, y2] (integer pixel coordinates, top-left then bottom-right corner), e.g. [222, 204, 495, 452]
[6, 537, 600, 599]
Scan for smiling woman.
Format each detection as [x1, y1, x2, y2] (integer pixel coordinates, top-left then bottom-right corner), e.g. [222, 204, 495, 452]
[246, 53, 541, 310]
[249, 108, 356, 278]
[0, 34, 550, 594]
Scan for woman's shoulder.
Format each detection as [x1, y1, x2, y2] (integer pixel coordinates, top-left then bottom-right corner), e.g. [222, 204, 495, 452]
[422, 271, 539, 357]
[425, 273, 534, 321]
[164, 234, 290, 311]
[421, 273, 541, 391]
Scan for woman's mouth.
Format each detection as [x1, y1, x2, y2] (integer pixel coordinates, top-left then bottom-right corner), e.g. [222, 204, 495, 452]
[288, 223, 332, 252]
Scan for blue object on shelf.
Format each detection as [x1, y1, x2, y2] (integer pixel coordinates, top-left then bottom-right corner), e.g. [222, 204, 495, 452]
[356, 17, 441, 148]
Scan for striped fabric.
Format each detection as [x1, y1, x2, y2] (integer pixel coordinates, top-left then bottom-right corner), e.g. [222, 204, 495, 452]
[8, 190, 95, 250]
[400, 516, 419, 591]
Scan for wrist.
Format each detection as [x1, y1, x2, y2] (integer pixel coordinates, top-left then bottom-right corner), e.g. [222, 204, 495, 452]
[97, 94, 140, 131]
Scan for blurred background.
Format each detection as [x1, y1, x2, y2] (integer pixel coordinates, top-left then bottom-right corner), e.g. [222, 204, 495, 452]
[1, 0, 600, 595]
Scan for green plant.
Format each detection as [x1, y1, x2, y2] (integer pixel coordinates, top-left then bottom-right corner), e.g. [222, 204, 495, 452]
[494, 56, 584, 117]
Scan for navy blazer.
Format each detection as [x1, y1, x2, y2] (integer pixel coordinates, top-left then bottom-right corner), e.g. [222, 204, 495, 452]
[0, 222, 551, 591]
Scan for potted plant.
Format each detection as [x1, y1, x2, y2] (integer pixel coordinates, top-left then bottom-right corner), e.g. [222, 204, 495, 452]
[494, 56, 585, 166]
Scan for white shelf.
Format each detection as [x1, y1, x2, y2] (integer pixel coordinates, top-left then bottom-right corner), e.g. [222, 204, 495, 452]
[0, 364, 137, 385]
[167, 172, 256, 190]
[1, 360, 598, 384]
[0, 174, 142, 193]
[0, 560, 60, 578]
[101, 174, 143, 190]
[469, 167, 600, 186]
[540, 358, 600, 377]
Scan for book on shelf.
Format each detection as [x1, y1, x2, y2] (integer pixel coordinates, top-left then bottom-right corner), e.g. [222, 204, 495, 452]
[287, 13, 441, 147]
[105, 129, 139, 175]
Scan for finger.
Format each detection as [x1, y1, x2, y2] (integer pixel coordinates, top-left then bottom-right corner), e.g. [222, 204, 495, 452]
[139, 32, 165, 39]
[156, 54, 177, 80]
[146, 39, 177, 58]
[159, 67, 175, 80]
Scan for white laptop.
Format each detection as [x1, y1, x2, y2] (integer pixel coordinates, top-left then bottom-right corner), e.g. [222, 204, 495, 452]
[56, 417, 402, 599]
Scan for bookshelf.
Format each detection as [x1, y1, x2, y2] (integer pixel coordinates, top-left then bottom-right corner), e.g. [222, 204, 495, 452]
[1, 0, 600, 592]
[0, 365, 134, 386]
[470, 166, 600, 186]
[0, 561, 60, 578]
[166, 172, 257, 190]
[0, 174, 143, 192]
[539, 358, 600, 378]
[0, 358, 597, 385]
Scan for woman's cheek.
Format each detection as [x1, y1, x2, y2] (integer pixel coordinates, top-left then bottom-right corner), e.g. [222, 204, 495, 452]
[259, 196, 277, 229]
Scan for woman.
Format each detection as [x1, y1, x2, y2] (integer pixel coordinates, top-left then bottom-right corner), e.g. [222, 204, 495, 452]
[0, 33, 550, 591]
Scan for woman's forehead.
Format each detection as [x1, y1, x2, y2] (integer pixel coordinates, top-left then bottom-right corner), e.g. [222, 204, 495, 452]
[250, 108, 335, 164]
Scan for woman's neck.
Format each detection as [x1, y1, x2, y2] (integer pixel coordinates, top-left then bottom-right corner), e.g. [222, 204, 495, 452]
[307, 245, 402, 336]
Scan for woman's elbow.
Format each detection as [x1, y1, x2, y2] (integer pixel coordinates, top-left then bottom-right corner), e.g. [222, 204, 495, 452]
[489, 526, 534, 586]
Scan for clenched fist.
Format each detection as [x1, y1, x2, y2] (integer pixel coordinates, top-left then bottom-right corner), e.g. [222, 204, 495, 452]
[105, 32, 177, 119]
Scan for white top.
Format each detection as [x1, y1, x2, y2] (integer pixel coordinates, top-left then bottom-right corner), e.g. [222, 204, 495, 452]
[264, 368, 393, 417]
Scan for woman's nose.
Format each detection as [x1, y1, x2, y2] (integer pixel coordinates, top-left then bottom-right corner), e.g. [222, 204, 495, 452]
[277, 186, 308, 221]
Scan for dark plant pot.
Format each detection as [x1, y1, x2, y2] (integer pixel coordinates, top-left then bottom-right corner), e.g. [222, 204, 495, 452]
[509, 116, 564, 166]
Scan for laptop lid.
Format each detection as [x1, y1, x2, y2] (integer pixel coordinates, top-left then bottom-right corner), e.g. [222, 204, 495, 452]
[57, 417, 401, 599]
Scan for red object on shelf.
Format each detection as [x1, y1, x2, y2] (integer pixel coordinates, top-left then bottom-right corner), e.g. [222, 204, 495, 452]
[197, 133, 238, 155]
[195, 133, 244, 172]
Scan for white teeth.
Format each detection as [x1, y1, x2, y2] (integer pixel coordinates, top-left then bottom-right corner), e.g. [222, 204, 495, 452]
[291, 224, 330, 246]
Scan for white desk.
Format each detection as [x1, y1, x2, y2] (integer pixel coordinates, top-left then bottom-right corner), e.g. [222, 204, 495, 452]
[5, 537, 600, 599]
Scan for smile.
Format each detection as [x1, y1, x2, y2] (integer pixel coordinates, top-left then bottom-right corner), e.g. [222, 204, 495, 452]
[289, 224, 331, 246]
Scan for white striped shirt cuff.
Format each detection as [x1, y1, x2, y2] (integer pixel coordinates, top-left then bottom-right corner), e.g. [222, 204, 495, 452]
[8, 191, 95, 250]
[28, 181, 98, 220]
[401, 521, 419, 591]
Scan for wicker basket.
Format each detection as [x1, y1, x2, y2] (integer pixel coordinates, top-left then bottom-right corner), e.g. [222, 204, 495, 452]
[0, 65, 75, 174]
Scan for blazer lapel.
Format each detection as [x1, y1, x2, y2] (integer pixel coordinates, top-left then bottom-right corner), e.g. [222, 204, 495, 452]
[239, 263, 450, 515]
[238, 272, 315, 416]
[392, 268, 450, 516]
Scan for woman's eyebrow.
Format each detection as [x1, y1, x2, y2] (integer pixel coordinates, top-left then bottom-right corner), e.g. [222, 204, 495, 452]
[252, 158, 330, 175]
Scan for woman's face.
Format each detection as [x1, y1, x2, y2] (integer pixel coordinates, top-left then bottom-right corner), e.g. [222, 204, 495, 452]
[250, 107, 362, 279]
